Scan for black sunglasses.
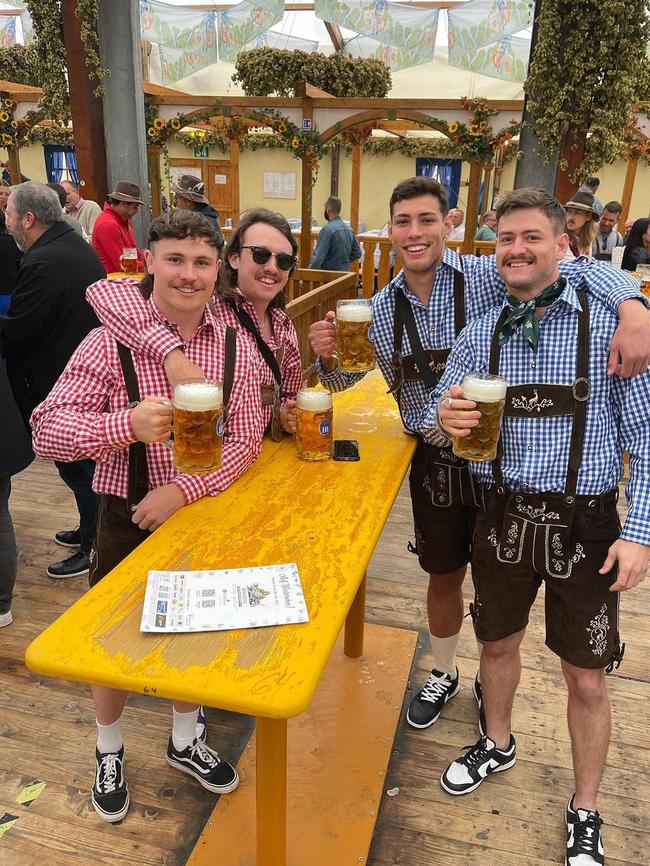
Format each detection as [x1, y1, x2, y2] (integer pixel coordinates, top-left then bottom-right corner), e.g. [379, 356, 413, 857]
[240, 245, 296, 272]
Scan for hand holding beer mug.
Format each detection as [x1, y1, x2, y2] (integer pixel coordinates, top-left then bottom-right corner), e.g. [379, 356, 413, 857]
[168, 379, 224, 474]
[443, 373, 507, 461]
[335, 299, 375, 373]
[296, 388, 333, 461]
[120, 247, 138, 274]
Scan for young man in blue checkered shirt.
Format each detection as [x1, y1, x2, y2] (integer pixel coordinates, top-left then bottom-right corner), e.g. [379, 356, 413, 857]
[309, 177, 649, 741]
[430, 188, 649, 866]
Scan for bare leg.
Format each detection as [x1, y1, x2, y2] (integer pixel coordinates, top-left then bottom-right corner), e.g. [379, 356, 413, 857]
[427, 566, 465, 637]
[561, 660, 610, 811]
[91, 685, 128, 725]
[481, 629, 526, 749]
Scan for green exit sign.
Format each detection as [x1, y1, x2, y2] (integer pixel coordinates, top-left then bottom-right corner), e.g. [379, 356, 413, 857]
[193, 145, 209, 158]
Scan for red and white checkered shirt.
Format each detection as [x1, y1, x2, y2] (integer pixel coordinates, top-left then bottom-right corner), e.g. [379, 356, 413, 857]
[85, 278, 303, 428]
[31, 296, 265, 505]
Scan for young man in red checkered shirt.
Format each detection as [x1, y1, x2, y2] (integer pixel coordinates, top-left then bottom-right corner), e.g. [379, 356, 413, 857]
[32, 210, 266, 824]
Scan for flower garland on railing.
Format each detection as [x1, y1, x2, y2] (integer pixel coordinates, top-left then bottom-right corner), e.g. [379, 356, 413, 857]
[144, 99, 223, 147]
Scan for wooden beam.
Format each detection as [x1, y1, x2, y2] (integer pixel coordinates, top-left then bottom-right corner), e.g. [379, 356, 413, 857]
[300, 97, 314, 269]
[296, 81, 335, 99]
[462, 162, 483, 255]
[147, 145, 162, 219]
[350, 142, 361, 234]
[618, 155, 639, 233]
[324, 21, 344, 52]
[330, 142, 340, 197]
[377, 125, 406, 138]
[230, 137, 240, 225]
[7, 146, 21, 185]
[61, 0, 108, 205]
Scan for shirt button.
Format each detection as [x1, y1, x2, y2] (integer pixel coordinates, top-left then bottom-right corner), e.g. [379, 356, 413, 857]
[527, 445, 533, 452]
[530, 361, 536, 369]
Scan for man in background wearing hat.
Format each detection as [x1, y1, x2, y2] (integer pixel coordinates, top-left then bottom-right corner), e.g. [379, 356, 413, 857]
[92, 181, 144, 273]
[565, 189, 599, 257]
[172, 174, 221, 232]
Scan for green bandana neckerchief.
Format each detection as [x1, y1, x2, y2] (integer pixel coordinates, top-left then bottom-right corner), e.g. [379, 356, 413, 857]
[498, 277, 566, 352]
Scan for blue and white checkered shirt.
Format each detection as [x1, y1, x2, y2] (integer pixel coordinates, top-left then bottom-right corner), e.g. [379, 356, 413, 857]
[318, 249, 646, 437]
[424, 279, 650, 546]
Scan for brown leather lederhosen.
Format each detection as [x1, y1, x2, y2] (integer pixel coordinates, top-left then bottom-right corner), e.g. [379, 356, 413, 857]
[88, 334, 237, 587]
[390, 266, 483, 509]
[486, 291, 613, 578]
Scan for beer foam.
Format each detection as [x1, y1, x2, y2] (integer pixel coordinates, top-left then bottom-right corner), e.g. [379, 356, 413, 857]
[174, 381, 223, 411]
[337, 302, 372, 322]
[297, 388, 333, 412]
[462, 374, 507, 402]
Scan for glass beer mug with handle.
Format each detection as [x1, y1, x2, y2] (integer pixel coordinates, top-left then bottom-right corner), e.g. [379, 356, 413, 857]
[120, 247, 138, 274]
[452, 373, 507, 461]
[296, 388, 333, 461]
[335, 298, 375, 373]
[165, 379, 224, 474]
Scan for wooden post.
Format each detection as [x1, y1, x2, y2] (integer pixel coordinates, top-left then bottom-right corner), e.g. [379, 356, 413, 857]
[147, 144, 162, 218]
[462, 161, 482, 254]
[7, 146, 21, 184]
[482, 163, 494, 214]
[330, 142, 340, 197]
[61, 0, 108, 204]
[256, 717, 287, 866]
[554, 124, 586, 205]
[350, 141, 361, 234]
[618, 154, 639, 234]
[229, 137, 240, 225]
[300, 95, 314, 268]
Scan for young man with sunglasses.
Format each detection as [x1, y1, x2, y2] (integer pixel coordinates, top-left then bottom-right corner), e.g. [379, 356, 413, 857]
[86, 208, 303, 443]
[308, 176, 650, 739]
[32, 209, 266, 823]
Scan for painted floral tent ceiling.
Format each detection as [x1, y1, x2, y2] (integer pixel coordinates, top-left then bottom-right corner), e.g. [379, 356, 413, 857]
[1, 0, 533, 94]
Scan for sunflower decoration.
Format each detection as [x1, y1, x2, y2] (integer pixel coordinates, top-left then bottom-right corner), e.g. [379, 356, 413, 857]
[448, 121, 459, 134]
[170, 117, 181, 131]
[0, 93, 18, 147]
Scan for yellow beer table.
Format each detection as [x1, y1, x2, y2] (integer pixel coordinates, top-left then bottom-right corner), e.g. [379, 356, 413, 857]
[25, 371, 418, 866]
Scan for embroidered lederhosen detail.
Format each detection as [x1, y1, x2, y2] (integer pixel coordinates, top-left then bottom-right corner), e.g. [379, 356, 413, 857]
[229, 301, 284, 441]
[488, 291, 592, 578]
[390, 267, 483, 508]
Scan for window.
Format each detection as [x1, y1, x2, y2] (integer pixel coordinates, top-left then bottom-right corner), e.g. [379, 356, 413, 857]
[44, 145, 78, 184]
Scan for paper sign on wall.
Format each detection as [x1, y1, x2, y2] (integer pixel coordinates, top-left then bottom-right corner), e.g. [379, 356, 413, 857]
[214, 174, 227, 184]
[263, 171, 296, 199]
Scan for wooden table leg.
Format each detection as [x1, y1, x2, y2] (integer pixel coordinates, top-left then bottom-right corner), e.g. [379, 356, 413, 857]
[344, 572, 366, 658]
[256, 716, 287, 866]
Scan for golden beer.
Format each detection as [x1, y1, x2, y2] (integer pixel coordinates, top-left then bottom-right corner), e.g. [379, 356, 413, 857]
[120, 247, 138, 274]
[336, 299, 375, 373]
[296, 388, 333, 462]
[172, 380, 223, 474]
[452, 373, 507, 461]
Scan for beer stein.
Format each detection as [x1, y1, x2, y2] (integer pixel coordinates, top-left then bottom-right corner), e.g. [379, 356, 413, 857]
[452, 373, 507, 461]
[120, 247, 138, 274]
[296, 388, 333, 461]
[166, 379, 224, 474]
[335, 299, 375, 373]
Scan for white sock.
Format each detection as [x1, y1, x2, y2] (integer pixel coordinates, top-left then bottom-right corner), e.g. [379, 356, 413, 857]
[430, 632, 460, 677]
[172, 707, 199, 751]
[96, 719, 123, 754]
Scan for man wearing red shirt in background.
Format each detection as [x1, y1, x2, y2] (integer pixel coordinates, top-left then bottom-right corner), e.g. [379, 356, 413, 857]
[92, 181, 143, 273]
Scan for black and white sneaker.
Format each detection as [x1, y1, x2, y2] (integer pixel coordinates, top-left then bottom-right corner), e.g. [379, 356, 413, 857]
[473, 674, 487, 737]
[91, 746, 129, 823]
[196, 705, 207, 743]
[47, 550, 90, 579]
[440, 734, 516, 795]
[166, 737, 239, 794]
[54, 527, 81, 549]
[566, 795, 604, 865]
[406, 667, 460, 728]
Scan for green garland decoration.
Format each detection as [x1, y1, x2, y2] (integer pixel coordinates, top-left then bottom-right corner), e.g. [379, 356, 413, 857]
[232, 47, 391, 97]
[524, 0, 650, 180]
[73, 0, 110, 96]
[23, 0, 68, 119]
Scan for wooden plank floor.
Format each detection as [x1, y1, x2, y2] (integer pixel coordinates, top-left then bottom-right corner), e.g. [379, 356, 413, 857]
[2, 458, 648, 865]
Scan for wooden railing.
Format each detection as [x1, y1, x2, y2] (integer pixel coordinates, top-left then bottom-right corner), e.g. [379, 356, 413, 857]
[286, 270, 358, 383]
[221, 226, 495, 300]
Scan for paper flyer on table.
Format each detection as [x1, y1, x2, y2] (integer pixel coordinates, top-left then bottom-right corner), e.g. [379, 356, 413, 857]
[140, 562, 309, 633]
